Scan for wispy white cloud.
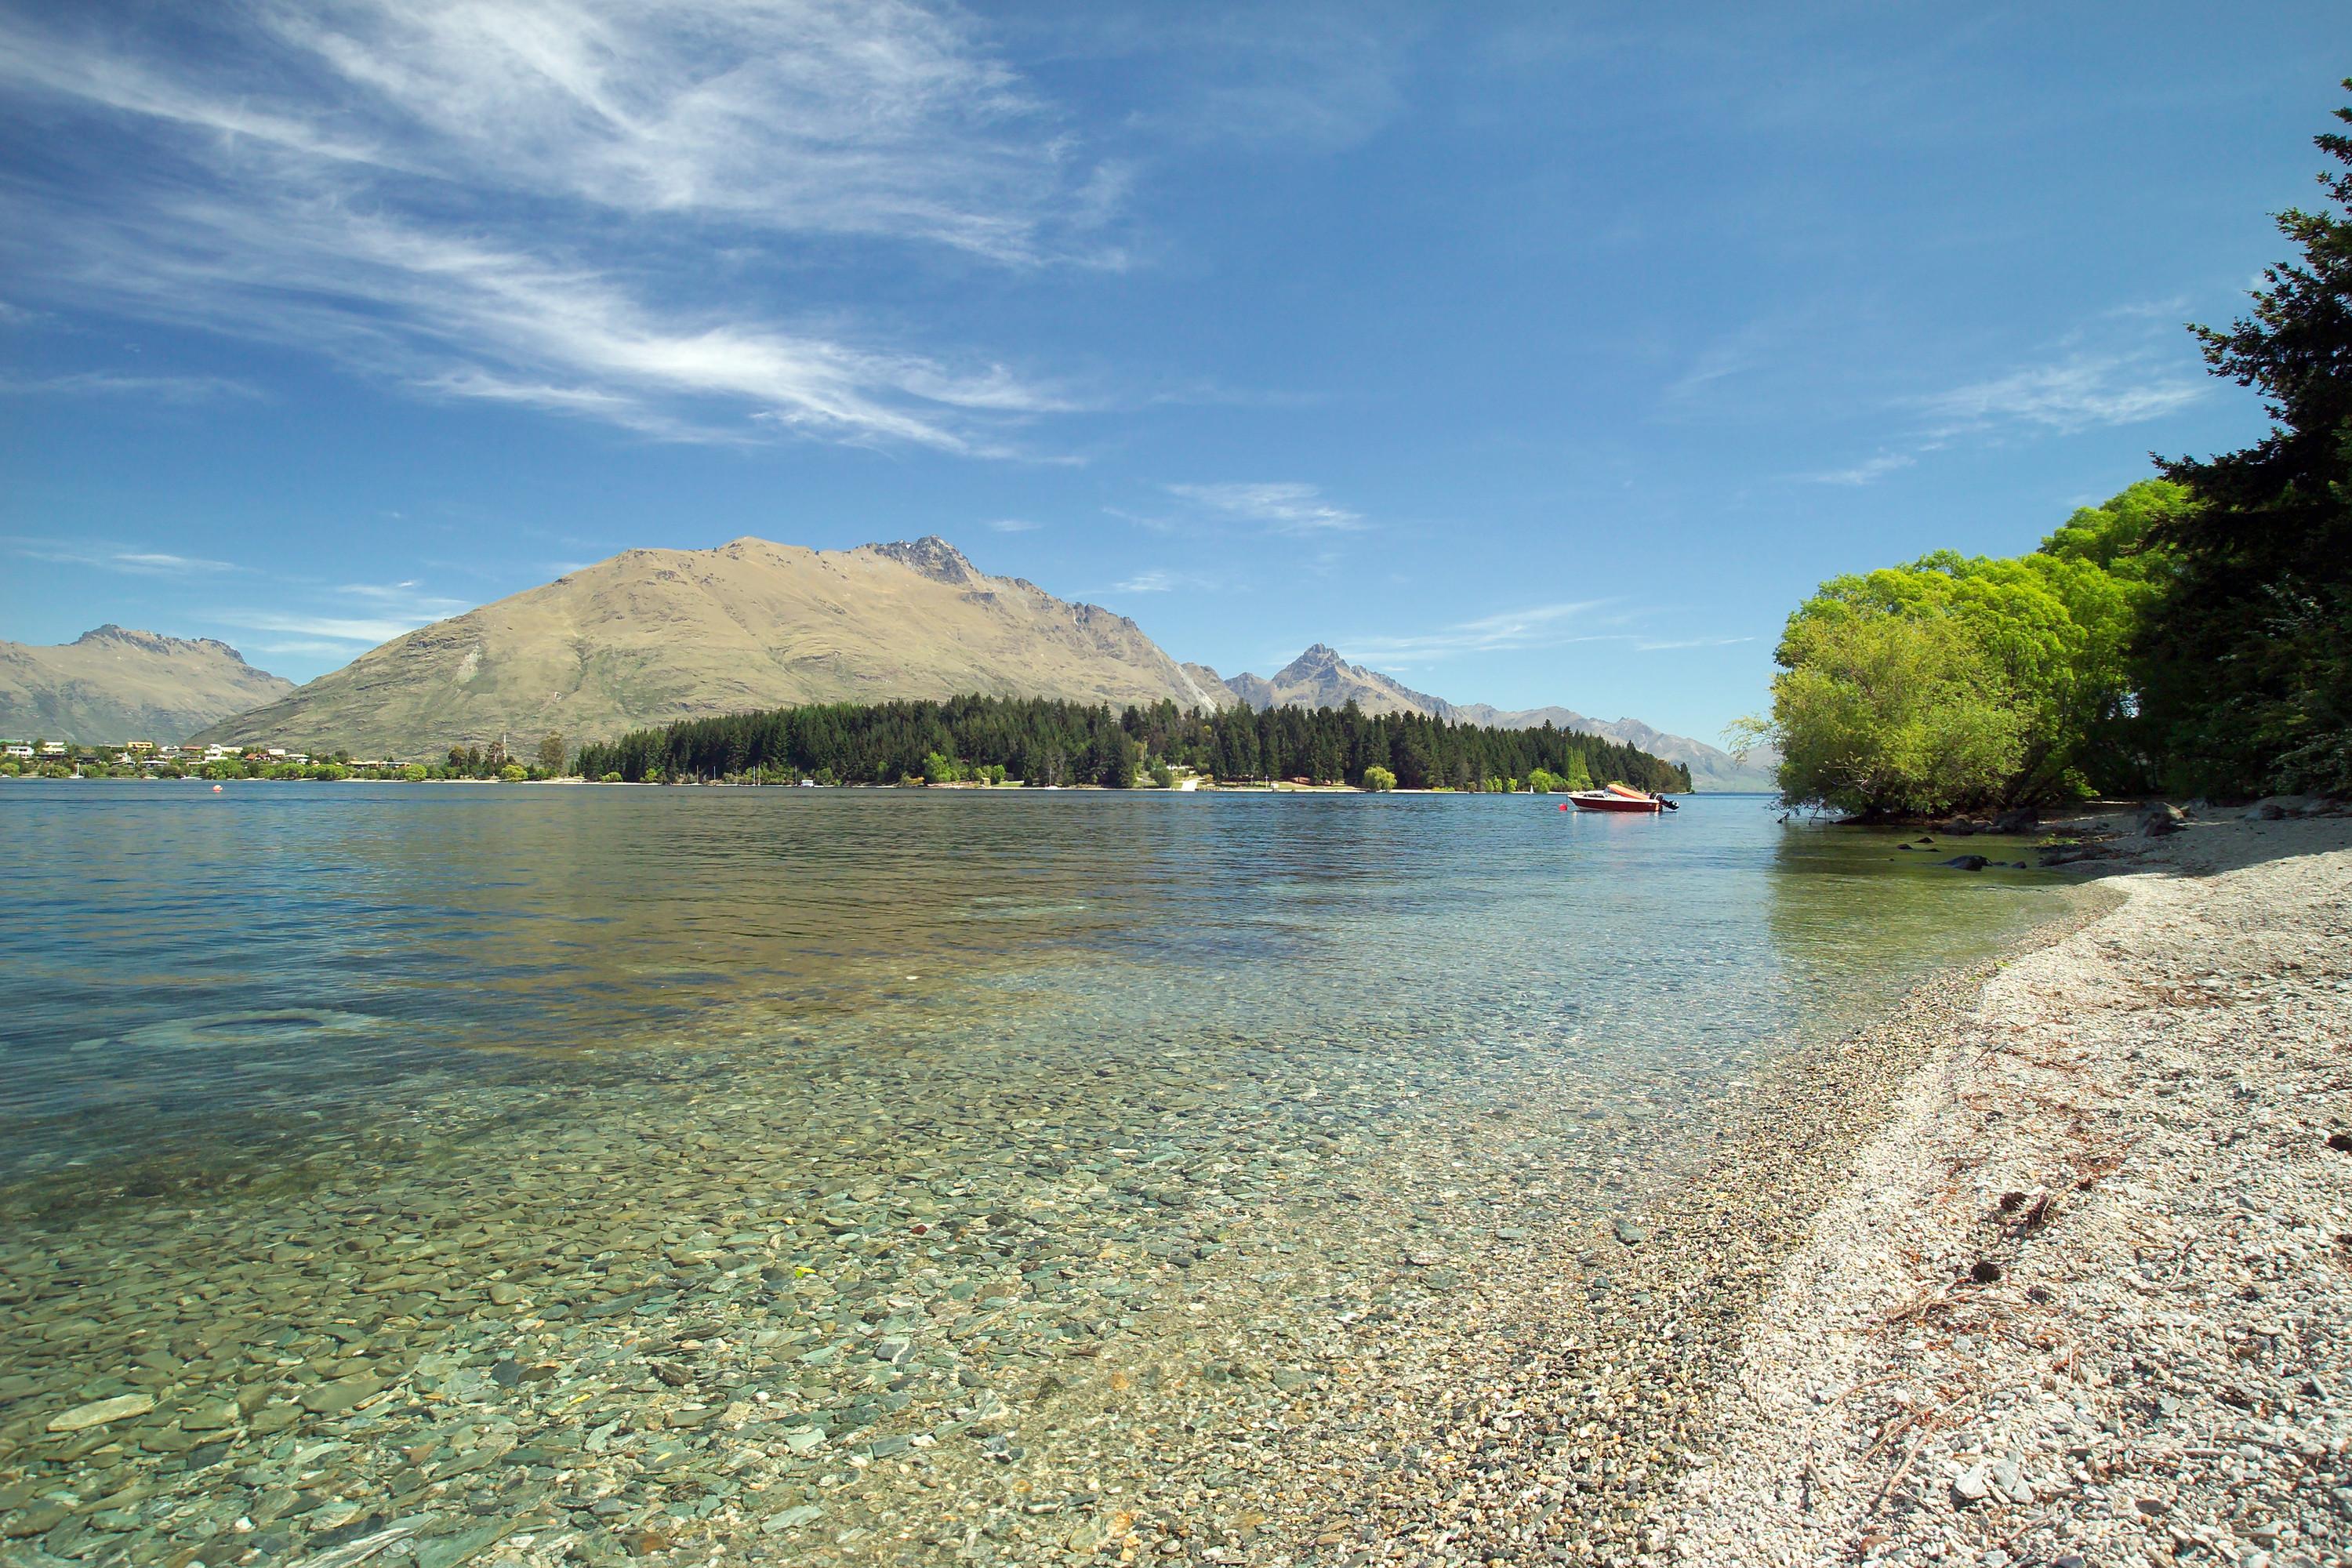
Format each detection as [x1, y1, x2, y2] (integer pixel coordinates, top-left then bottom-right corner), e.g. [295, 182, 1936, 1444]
[0, 371, 260, 401]
[1345, 600, 1616, 662]
[1799, 452, 1917, 486]
[1167, 481, 1364, 535]
[1109, 568, 1217, 594]
[1343, 601, 1744, 665]
[215, 579, 471, 648]
[1917, 353, 2204, 436]
[1633, 633, 1753, 652]
[246, 638, 365, 659]
[985, 517, 1041, 532]
[2100, 295, 2191, 321]
[6, 536, 241, 575]
[334, 581, 472, 617]
[0, 1, 1120, 449]
[216, 611, 435, 644]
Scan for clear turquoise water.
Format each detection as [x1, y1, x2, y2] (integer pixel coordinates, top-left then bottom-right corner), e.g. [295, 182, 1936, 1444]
[0, 782, 2058, 1189]
[0, 782, 2073, 1564]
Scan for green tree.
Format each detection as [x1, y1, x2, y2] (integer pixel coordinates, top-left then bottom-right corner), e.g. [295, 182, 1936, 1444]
[922, 750, 961, 785]
[498, 763, 528, 782]
[1762, 608, 2026, 817]
[537, 733, 568, 775]
[2141, 82, 2352, 795]
[399, 763, 428, 782]
[1148, 757, 1176, 789]
[1094, 728, 1140, 789]
[1362, 764, 1397, 792]
[1777, 512, 2168, 804]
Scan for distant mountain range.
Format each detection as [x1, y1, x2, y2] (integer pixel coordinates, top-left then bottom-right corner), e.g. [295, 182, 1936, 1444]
[0, 626, 295, 743]
[33, 535, 1769, 787]
[1198, 644, 1774, 791]
[192, 537, 1226, 759]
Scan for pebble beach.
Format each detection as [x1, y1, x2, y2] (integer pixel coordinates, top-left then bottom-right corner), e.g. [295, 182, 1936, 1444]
[1671, 808, 2352, 1568]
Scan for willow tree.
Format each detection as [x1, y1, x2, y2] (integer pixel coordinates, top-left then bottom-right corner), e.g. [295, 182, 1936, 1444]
[1761, 607, 2026, 817]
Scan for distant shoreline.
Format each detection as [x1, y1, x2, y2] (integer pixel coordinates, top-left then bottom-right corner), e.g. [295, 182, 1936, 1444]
[0, 775, 1775, 797]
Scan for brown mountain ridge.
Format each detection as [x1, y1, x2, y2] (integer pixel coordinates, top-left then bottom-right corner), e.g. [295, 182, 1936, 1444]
[191, 536, 1229, 759]
[0, 626, 295, 743]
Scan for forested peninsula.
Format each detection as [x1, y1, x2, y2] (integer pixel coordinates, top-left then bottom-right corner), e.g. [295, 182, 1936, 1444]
[572, 694, 1693, 793]
[1745, 83, 2352, 818]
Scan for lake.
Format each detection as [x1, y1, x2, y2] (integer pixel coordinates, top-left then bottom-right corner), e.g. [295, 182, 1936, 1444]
[0, 783, 2064, 1563]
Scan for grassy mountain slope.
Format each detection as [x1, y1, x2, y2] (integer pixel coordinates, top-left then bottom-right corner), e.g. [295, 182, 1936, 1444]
[192, 537, 1229, 759]
[0, 626, 295, 743]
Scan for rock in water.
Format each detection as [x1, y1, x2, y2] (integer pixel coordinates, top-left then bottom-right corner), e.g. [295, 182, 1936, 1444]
[1940, 855, 1988, 871]
[47, 1394, 154, 1432]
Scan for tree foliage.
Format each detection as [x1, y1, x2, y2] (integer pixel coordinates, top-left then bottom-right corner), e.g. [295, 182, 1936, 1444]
[1764, 606, 2027, 817]
[1756, 481, 2185, 816]
[2141, 81, 2352, 796]
[570, 693, 1691, 793]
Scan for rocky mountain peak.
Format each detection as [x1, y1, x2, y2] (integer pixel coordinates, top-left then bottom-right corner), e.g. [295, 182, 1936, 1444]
[72, 625, 252, 662]
[866, 535, 976, 584]
[1278, 643, 1345, 677]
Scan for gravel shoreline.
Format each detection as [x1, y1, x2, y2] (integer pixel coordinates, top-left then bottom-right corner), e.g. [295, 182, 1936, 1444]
[1246, 851, 2122, 1566]
[1667, 812, 2352, 1568]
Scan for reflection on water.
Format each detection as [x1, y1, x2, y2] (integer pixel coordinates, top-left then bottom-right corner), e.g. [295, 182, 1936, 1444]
[2, 785, 2057, 1181]
[0, 784, 2063, 1565]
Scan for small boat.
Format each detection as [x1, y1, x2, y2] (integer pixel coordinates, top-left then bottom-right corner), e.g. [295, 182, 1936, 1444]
[1565, 783, 1677, 813]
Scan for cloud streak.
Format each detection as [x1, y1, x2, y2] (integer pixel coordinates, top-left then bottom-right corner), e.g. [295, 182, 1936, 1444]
[6, 537, 241, 575]
[0, 372, 260, 401]
[1916, 353, 2204, 436]
[1109, 568, 1218, 594]
[1344, 599, 1616, 662]
[214, 579, 473, 648]
[0, 1, 1120, 448]
[1800, 452, 1917, 486]
[1167, 481, 1365, 535]
[1801, 338, 2208, 486]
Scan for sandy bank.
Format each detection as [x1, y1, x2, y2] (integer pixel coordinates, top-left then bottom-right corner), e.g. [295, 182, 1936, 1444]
[1668, 814, 2352, 1568]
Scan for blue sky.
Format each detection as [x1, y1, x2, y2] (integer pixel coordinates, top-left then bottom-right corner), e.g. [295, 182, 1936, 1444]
[0, 2, 2339, 744]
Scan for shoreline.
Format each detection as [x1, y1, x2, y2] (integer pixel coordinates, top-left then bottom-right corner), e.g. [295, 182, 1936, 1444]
[1245, 851, 2124, 1565]
[1254, 807, 2348, 1566]
[1661, 811, 2352, 1567]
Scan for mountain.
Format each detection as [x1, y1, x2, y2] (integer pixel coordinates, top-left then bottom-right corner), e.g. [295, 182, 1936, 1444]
[1453, 704, 1777, 792]
[192, 537, 1231, 760]
[1199, 644, 1460, 720]
[0, 626, 296, 744]
[1202, 643, 1773, 791]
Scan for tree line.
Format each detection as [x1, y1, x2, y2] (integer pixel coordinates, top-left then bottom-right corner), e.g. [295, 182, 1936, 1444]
[571, 693, 1693, 793]
[1748, 82, 2352, 816]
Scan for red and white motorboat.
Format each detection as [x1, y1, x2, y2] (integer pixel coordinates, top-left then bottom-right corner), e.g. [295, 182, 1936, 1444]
[1563, 782, 1676, 813]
